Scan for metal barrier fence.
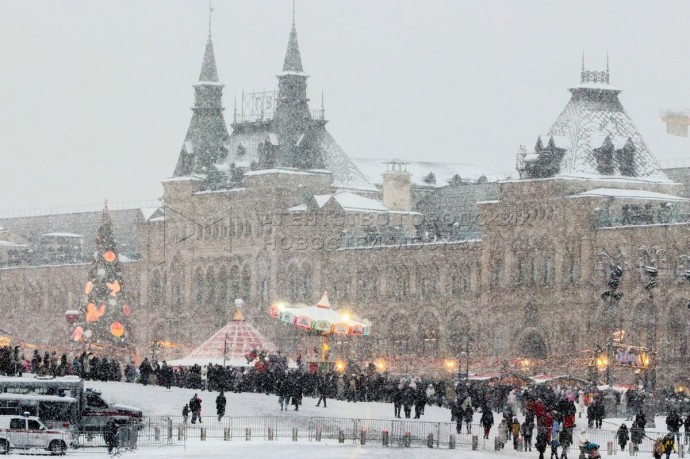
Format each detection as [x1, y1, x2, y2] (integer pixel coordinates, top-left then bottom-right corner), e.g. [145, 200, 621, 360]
[16, 415, 689, 454]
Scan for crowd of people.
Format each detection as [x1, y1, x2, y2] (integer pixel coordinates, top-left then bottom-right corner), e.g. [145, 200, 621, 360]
[4, 345, 690, 458]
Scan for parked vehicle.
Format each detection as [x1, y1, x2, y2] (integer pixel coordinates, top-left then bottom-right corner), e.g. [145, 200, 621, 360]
[0, 413, 70, 455]
[0, 376, 141, 433]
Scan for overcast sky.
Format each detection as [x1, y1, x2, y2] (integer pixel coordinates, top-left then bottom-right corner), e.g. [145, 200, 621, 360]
[1, 0, 690, 213]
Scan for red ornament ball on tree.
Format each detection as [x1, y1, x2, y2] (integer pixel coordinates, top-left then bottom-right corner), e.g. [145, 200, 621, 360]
[103, 250, 117, 262]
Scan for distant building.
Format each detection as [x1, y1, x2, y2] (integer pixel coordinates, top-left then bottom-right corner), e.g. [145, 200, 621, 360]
[0, 9, 689, 387]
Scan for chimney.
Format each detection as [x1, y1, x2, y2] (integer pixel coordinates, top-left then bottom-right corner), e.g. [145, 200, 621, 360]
[382, 159, 412, 211]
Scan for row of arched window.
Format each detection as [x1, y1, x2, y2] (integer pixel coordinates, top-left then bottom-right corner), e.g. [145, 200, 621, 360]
[168, 218, 271, 244]
[149, 263, 256, 325]
[325, 263, 474, 304]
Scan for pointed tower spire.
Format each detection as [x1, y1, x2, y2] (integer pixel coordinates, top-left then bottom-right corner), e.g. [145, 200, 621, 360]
[283, 1, 304, 73]
[173, 23, 229, 179]
[199, 37, 219, 82]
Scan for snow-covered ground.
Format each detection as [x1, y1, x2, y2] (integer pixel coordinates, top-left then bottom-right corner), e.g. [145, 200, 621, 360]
[57, 379, 679, 458]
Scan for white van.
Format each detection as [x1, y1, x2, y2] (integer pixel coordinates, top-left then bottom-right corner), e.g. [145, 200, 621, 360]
[0, 414, 70, 455]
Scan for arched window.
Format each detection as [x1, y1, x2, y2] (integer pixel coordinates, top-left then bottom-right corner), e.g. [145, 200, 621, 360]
[241, 264, 252, 303]
[667, 303, 688, 358]
[287, 262, 300, 302]
[419, 315, 440, 356]
[388, 314, 410, 355]
[206, 267, 216, 308]
[358, 267, 379, 300]
[150, 270, 162, 307]
[301, 264, 313, 302]
[446, 312, 470, 355]
[194, 268, 204, 304]
[229, 265, 240, 302]
[217, 267, 228, 309]
[388, 265, 409, 300]
[519, 331, 548, 359]
[419, 264, 439, 298]
[450, 264, 470, 297]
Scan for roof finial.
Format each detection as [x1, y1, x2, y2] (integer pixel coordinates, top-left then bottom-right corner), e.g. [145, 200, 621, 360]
[208, 2, 215, 40]
[233, 94, 237, 123]
[292, 0, 296, 27]
[606, 51, 609, 74]
[581, 50, 585, 72]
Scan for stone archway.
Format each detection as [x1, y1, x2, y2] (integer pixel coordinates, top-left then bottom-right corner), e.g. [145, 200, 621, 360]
[518, 328, 548, 359]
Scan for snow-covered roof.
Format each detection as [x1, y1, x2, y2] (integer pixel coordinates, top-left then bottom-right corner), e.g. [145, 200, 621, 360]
[331, 192, 388, 212]
[351, 158, 505, 188]
[0, 394, 76, 403]
[0, 240, 28, 248]
[140, 207, 160, 221]
[244, 168, 327, 177]
[162, 175, 205, 183]
[41, 232, 84, 238]
[222, 127, 377, 192]
[536, 74, 671, 183]
[570, 187, 688, 202]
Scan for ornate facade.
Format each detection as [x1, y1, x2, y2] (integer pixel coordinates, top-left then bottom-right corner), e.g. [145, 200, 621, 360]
[1, 15, 689, 387]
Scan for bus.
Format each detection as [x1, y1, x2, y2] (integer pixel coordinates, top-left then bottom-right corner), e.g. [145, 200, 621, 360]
[0, 393, 78, 431]
[0, 376, 141, 433]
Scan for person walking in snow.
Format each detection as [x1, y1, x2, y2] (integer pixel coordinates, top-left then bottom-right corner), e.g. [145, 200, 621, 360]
[498, 418, 509, 449]
[315, 375, 328, 408]
[481, 406, 494, 439]
[181, 404, 189, 424]
[189, 393, 202, 424]
[616, 423, 629, 452]
[464, 405, 474, 434]
[510, 417, 521, 450]
[521, 418, 534, 451]
[216, 390, 226, 421]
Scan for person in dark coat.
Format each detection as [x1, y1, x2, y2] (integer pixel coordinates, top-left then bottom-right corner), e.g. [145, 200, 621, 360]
[451, 398, 463, 433]
[535, 426, 549, 459]
[481, 406, 494, 439]
[189, 393, 202, 424]
[182, 404, 189, 424]
[276, 377, 290, 411]
[139, 358, 153, 386]
[464, 405, 474, 434]
[402, 382, 415, 419]
[290, 375, 303, 411]
[393, 382, 403, 418]
[521, 418, 534, 451]
[160, 361, 173, 389]
[616, 423, 629, 452]
[315, 376, 328, 408]
[630, 419, 644, 452]
[216, 391, 226, 421]
[413, 382, 427, 419]
[104, 418, 118, 453]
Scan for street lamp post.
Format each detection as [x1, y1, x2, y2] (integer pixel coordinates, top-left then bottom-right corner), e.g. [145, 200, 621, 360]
[460, 335, 473, 382]
[637, 247, 666, 429]
[598, 251, 627, 387]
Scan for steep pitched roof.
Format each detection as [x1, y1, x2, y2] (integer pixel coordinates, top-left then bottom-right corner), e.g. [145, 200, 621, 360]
[222, 126, 377, 192]
[199, 38, 219, 82]
[544, 71, 670, 183]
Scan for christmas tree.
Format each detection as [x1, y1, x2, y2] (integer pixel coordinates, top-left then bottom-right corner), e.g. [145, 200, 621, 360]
[71, 202, 132, 348]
